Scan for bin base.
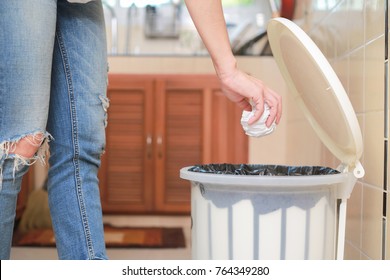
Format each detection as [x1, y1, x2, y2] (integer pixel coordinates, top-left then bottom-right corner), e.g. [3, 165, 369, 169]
[190, 182, 337, 260]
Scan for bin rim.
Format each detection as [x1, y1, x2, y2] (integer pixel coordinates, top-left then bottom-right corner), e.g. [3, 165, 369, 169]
[180, 166, 349, 188]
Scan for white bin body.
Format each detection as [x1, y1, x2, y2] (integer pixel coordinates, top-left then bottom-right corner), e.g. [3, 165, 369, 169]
[191, 181, 338, 260]
[180, 167, 356, 260]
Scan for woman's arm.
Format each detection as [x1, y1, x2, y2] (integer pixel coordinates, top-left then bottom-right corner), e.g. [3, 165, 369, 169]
[184, 0, 281, 126]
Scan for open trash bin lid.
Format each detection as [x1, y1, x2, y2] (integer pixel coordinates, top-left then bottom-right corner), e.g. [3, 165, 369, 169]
[267, 18, 364, 178]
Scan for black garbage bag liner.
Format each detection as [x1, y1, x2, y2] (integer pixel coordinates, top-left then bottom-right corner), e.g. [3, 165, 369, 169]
[188, 163, 339, 176]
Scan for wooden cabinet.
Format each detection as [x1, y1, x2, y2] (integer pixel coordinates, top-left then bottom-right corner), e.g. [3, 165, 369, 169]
[99, 74, 248, 214]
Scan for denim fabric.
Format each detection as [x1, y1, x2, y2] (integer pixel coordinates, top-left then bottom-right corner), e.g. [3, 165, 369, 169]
[0, 0, 108, 259]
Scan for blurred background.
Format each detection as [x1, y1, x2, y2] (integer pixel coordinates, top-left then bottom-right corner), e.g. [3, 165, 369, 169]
[102, 0, 277, 56]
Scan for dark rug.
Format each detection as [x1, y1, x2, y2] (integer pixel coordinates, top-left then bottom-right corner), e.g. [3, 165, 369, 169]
[13, 224, 185, 249]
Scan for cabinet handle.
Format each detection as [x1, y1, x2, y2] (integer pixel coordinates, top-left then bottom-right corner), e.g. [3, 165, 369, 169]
[146, 135, 152, 159]
[157, 136, 163, 159]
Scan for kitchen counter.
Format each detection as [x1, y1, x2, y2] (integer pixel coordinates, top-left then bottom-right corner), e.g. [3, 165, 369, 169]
[108, 55, 269, 76]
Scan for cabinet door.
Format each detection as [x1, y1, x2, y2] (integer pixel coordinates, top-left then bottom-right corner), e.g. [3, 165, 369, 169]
[207, 86, 249, 164]
[154, 75, 248, 213]
[100, 74, 248, 214]
[99, 75, 154, 213]
[154, 77, 205, 213]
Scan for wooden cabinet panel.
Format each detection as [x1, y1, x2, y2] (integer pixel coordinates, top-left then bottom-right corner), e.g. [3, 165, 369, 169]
[100, 76, 154, 212]
[154, 77, 206, 212]
[99, 74, 248, 214]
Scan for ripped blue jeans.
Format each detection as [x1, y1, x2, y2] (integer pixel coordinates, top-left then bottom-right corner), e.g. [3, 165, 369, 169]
[0, 0, 109, 259]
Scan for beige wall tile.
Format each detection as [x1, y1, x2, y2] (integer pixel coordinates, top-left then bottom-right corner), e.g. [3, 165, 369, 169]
[348, 0, 365, 51]
[348, 48, 365, 113]
[362, 184, 383, 259]
[360, 252, 371, 259]
[363, 111, 384, 187]
[329, 0, 350, 57]
[344, 241, 363, 259]
[365, 37, 386, 112]
[365, 0, 386, 42]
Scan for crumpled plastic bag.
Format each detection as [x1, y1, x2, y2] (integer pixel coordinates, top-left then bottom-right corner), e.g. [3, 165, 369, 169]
[188, 163, 339, 176]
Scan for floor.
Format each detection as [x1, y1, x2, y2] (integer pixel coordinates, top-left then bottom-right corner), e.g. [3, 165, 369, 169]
[10, 215, 192, 260]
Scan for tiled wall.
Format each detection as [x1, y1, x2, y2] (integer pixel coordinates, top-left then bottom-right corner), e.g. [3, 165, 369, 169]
[295, 0, 388, 259]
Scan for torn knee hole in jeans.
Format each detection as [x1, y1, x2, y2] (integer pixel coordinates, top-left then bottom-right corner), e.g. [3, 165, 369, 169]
[99, 95, 110, 156]
[99, 95, 110, 128]
[0, 132, 53, 190]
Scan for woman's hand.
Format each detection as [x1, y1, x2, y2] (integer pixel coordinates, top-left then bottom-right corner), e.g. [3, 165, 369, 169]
[218, 68, 282, 127]
[184, 0, 282, 127]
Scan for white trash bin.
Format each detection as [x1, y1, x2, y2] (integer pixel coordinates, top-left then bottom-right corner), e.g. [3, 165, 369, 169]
[180, 18, 365, 260]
